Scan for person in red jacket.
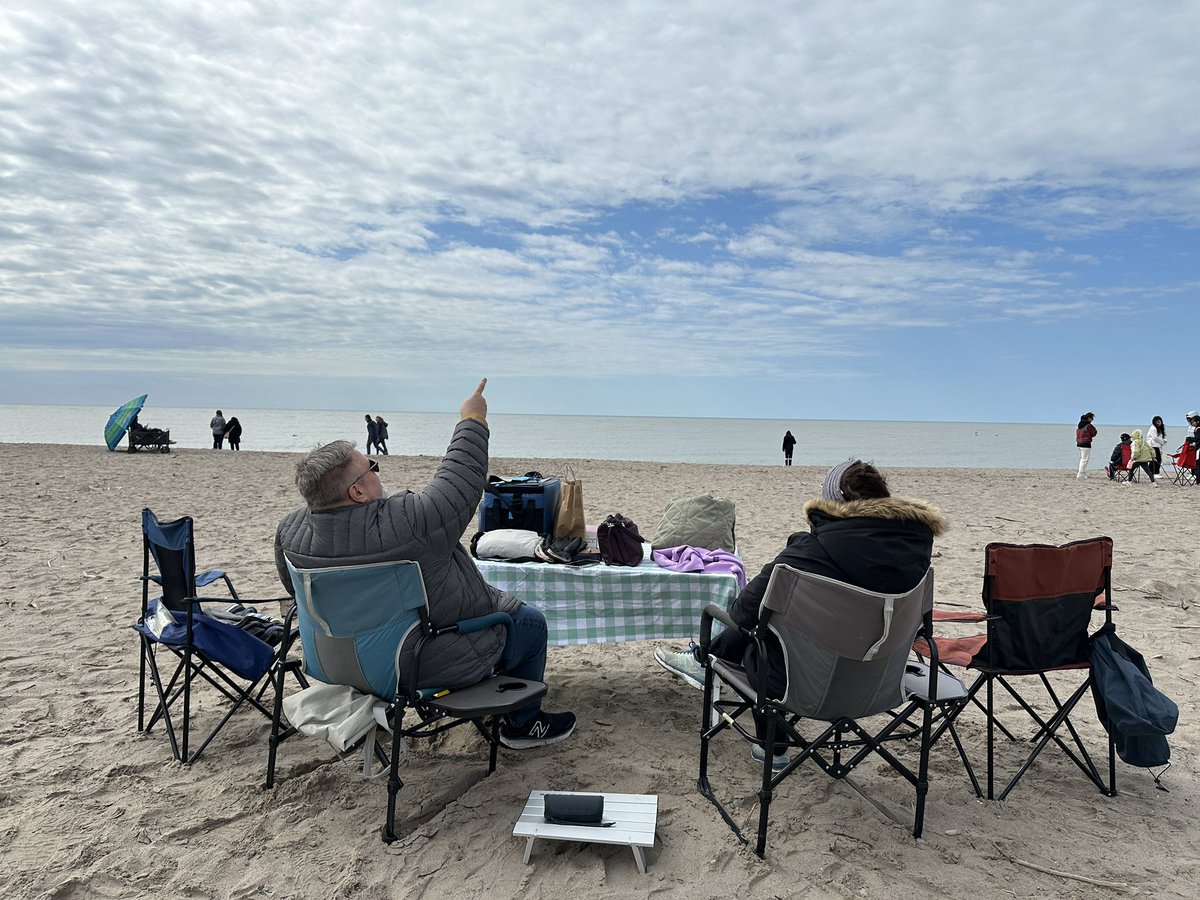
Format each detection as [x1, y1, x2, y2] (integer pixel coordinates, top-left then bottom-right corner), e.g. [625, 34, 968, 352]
[1076, 411, 1097, 479]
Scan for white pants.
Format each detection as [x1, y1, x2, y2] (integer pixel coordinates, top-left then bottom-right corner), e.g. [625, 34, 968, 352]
[1077, 447, 1091, 476]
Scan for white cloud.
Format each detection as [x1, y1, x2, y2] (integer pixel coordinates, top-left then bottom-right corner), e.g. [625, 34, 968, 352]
[1, 1, 1197, 417]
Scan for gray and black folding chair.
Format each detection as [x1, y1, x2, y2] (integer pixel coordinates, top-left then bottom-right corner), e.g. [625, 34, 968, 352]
[697, 565, 964, 858]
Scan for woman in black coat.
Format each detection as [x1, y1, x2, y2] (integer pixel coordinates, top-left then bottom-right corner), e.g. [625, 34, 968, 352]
[224, 417, 242, 450]
[710, 458, 947, 758]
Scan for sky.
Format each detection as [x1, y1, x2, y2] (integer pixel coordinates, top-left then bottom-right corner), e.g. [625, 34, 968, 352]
[2, 1, 1199, 425]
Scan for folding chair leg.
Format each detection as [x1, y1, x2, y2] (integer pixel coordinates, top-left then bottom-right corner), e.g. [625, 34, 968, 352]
[264, 671, 285, 789]
[994, 677, 1109, 800]
[698, 668, 715, 784]
[382, 708, 406, 844]
[986, 677, 995, 800]
[913, 705, 932, 839]
[754, 714, 778, 858]
[1108, 732, 1117, 797]
[138, 638, 148, 732]
[945, 717, 983, 798]
[697, 670, 750, 848]
[181, 645, 193, 763]
[488, 717, 500, 774]
[142, 642, 183, 762]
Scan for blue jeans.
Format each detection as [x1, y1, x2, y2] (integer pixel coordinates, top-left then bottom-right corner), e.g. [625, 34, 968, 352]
[503, 603, 548, 726]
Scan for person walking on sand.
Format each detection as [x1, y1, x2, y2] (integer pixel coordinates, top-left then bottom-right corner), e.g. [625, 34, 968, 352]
[365, 414, 379, 455]
[210, 410, 226, 449]
[1075, 412, 1097, 479]
[1146, 416, 1167, 476]
[1128, 429, 1159, 486]
[782, 430, 796, 466]
[375, 415, 389, 455]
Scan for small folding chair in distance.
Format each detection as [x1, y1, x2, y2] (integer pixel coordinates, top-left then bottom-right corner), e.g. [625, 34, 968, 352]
[134, 508, 297, 764]
[1169, 442, 1196, 486]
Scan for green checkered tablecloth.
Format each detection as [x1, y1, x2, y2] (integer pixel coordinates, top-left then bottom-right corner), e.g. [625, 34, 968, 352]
[475, 550, 740, 646]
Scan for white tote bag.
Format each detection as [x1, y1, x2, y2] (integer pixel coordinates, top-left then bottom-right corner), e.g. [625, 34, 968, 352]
[282, 681, 394, 777]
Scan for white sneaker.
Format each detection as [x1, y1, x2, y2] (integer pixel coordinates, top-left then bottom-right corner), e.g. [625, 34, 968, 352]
[654, 644, 705, 690]
[1151, 481, 1159, 487]
[1076, 473, 1086, 480]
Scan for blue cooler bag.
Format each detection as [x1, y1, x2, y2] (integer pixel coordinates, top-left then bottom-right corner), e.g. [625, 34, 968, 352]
[479, 472, 561, 536]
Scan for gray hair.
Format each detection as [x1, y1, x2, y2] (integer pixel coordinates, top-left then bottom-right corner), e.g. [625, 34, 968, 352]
[295, 440, 358, 510]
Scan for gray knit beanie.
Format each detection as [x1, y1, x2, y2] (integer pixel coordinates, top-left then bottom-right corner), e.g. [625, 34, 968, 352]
[821, 457, 861, 503]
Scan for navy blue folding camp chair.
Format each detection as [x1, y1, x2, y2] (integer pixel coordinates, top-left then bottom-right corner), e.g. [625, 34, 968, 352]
[265, 559, 546, 843]
[135, 508, 296, 764]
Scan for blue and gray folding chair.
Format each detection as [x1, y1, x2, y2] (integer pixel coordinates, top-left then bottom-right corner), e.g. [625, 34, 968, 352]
[134, 508, 297, 764]
[265, 558, 547, 843]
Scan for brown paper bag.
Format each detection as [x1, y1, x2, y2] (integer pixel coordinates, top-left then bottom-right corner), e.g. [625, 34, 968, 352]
[554, 468, 586, 539]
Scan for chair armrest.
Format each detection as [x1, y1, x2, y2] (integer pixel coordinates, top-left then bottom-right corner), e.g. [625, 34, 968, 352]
[457, 611, 518, 668]
[699, 602, 780, 708]
[410, 611, 519, 695]
[195, 569, 227, 587]
[189, 595, 292, 606]
[698, 603, 742, 662]
[931, 609, 989, 623]
[456, 611, 515, 635]
[910, 617, 946, 702]
[276, 604, 301, 660]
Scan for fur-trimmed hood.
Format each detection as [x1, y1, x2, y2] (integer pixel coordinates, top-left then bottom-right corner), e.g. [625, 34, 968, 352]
[803, 496, 948, 537]
[710, 491, 946, 662]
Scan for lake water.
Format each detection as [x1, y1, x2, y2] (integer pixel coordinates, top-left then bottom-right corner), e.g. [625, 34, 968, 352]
[0, 403, 1170, 470]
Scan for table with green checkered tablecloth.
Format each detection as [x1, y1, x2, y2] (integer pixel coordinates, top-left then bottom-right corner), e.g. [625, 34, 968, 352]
[474, 546, 740, 646]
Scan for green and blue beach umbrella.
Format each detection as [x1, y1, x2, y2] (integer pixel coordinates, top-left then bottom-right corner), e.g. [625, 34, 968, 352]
[105, 394, 148, 450]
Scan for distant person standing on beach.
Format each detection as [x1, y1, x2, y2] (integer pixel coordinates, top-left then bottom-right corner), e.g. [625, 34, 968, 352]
[782, 430, 796, 466]
[1075, 412, 1096, 479]
[224, 416, 242, 450]
[375, 415, 390, 455]
[210, 410, 226, 449]
[1185, 411, 1200, 484]
[365, 414, 380, 455]
[1146, 416, 1166, 475]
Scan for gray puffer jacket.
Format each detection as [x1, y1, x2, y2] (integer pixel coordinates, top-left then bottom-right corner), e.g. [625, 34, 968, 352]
[274, 418, 522, 693]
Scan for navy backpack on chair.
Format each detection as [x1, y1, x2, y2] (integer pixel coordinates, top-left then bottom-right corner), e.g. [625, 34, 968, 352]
[1089, 624, 1178, 771]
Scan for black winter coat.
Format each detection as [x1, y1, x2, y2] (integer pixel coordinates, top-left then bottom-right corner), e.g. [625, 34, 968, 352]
[711, 496, 947, 667]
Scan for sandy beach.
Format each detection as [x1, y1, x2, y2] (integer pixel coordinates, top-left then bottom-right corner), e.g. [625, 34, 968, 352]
[1, 443, 1196, 899]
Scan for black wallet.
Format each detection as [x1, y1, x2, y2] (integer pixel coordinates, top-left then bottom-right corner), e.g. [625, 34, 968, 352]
[543, 793, 610, 827]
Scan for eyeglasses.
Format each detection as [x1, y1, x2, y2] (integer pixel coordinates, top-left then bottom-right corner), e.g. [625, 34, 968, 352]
[350, 458, 379, 487]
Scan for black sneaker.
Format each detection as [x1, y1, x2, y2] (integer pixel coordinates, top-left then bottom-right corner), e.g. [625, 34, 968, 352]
[498, 710, 577, 749]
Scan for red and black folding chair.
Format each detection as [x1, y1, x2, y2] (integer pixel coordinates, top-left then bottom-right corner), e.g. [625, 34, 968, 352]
[916, 537, 1117, 800]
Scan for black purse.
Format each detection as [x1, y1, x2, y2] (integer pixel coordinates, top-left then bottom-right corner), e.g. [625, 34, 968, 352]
[542, 793, 612, 827]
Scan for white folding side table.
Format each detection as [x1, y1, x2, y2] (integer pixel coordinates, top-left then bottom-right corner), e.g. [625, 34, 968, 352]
[513, 790, 658, 875]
